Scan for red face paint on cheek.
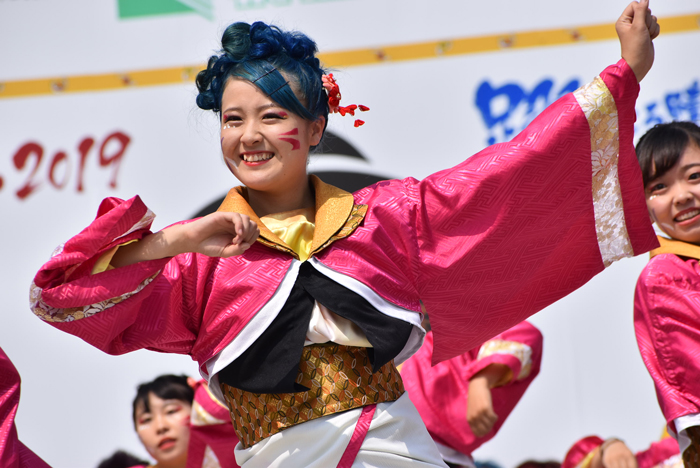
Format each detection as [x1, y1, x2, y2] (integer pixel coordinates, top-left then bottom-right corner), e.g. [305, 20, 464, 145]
[279, 128, 300, 150]
[181, 415, 191, 427]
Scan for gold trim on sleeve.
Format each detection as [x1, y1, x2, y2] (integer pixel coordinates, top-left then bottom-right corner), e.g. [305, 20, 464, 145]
[477, 339, 533, 380]
[573, 76, 634, 268]
[29, 271, 159, 323]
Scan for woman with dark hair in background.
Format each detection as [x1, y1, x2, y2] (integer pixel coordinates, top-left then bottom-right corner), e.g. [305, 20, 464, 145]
[30, 1, 659, 466]
[118, 374, 239, 468]
[131, 375, 194, 468]
[634, 121, 700, 467]
[108, 374, 238, 468]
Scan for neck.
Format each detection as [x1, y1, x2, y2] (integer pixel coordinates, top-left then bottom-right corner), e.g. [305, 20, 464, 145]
[246, 179, 315, 217]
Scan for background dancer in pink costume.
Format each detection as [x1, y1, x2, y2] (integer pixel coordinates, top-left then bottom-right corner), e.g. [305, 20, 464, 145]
[563, 434, 680, 468]
[634, 121, 700, 467]
[0, 347, 51, 468]
[400, 319, 542, 468]
[30, 2, 658, 466]
[130, 375, 240, 468]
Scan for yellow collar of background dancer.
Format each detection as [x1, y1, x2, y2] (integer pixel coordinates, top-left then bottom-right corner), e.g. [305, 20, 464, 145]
[650, 235, 700, 261]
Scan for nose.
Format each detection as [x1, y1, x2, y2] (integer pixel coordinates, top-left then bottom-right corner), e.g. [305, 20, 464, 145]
[241, 121, 263, 146]
[672, 185, 693, 205]
[154, 413, 170, 435]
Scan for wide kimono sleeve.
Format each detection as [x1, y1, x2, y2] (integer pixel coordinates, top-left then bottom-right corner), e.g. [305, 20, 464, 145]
[0, 348, 51, 468]
[634, 253, 700, 429]
[635, 436, 680, 468]
[400, 321, 542, 456]
[357, 59, 657, 365]
[29, 195, 205, 356]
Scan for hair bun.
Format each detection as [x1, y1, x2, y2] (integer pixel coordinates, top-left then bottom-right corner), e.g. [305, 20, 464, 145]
[221, 22, 252, 61]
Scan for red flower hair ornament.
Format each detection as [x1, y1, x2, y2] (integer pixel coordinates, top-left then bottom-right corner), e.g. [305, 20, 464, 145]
[322, 73, 369, 127]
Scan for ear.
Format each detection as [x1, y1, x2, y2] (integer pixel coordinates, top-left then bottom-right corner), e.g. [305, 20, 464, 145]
[309, 116, 326, 146]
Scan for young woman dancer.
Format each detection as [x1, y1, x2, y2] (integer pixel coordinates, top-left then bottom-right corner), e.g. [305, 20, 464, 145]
[634, 121, 700, 468]
[131, 374, 239, 468]
[30, 2, 659, 466]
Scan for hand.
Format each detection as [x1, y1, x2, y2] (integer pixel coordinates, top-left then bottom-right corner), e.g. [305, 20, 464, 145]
[180, 212, 259, 257]
[616, 0, 660, 82]
[467, 375, 498, 437]
[110, 212, 259, 268]
[600, 439, 638, 468]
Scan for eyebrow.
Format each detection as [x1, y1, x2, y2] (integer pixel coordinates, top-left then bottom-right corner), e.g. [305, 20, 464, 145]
[222, 103, 278, 114]
[681, 163, 700, 172]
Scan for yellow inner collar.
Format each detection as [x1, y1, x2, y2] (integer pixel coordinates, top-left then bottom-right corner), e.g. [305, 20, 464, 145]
[260, 208, 315, 261]
[216, 175, 359, 259]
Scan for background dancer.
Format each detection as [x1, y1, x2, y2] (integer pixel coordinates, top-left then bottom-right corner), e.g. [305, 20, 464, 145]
[563, 434, 680, 468]
[634, 121, 700, 467]
[400, 318, 542, 468]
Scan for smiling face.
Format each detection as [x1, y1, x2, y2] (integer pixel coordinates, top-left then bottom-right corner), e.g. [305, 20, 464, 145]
[219, 77, 324, 200]
[134, 393, 192, 468]
[646, 143, 700, 244]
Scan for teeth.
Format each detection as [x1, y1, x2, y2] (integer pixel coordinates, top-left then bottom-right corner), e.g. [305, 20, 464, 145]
[676, 209, 700, 222]
[242, 153, 273, 162]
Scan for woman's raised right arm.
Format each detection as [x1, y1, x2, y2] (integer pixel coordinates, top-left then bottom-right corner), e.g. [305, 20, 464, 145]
[30, 196, 255, 356]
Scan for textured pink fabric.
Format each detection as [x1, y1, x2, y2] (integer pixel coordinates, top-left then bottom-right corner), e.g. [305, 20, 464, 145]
[635, 252, 700, 431]
[187, 380, 240, 468]
[636, 436, 680, 468]
[563, 435, 605, 468]
[32, 60, 656, 382]
[324, 59, 656, 365]
[563, 435, 679, 468]
[400, 321, 542, 456]
[336, 404, 376, 468]
[0, 348, 51, 468]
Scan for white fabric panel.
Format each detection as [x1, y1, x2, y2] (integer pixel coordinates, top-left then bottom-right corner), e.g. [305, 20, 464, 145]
[235, 392, 447, 468]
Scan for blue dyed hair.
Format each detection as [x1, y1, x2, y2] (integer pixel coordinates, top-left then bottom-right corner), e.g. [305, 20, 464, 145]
[196, 22, 329, 135]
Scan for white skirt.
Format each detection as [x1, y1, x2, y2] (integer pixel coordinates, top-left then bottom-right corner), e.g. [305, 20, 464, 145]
[235, 392, 448, 467]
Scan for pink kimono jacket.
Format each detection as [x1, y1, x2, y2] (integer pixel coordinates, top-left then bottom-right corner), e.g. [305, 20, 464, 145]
[30, 59, 655, 400]
[0, 348, 51, 468]
[635, 236, 700, 434]
[400, 321, 542, 458]
[563, 435, 680, 468]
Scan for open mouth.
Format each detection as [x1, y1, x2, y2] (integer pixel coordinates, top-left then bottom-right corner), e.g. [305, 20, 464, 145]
[241, 152, 274, 162]
[675, 208, 700, 223]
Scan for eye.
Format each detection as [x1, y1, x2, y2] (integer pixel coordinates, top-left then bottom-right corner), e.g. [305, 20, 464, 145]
[647, 183, 666, 194]
[222, 114, 242, 127]
[263, 112, 285, 120]
[138, 416, 152, 425]
[689, 172, 700, 180]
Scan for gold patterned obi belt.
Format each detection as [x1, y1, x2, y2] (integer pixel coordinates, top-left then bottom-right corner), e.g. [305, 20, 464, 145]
[220, 343, 405, 449]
